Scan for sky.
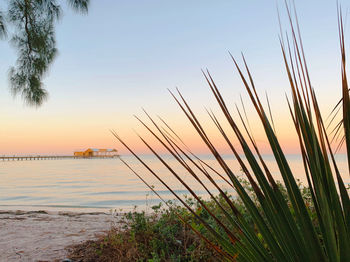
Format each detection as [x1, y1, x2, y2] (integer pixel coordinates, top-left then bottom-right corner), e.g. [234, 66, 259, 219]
[0, 0, 348, 155]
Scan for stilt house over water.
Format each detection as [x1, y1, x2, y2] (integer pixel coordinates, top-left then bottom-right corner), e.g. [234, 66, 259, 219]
[74, 148, 118, 158]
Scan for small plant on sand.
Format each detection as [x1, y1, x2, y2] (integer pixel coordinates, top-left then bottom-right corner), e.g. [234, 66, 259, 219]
[113, 4, 350, 262]
[68, 200, 219, 262]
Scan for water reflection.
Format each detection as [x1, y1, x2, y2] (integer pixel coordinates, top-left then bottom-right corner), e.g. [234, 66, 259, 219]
[0, 154, 348, 212]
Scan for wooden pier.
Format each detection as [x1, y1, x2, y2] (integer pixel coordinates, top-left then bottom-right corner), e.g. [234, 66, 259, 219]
[0, 155, 118, 161]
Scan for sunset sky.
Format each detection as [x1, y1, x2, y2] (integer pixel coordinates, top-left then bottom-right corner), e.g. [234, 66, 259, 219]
[0, 0, 347, 155]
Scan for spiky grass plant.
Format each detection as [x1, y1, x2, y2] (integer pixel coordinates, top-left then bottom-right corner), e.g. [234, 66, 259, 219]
[113, 5, 350, 262]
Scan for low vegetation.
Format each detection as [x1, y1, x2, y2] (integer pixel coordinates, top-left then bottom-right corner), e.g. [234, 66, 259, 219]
[68, 179, 315, 261]
[68, 203, 217, 262]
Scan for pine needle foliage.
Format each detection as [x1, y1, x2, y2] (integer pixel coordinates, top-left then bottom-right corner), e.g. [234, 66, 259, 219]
[113, 4, 350, 261]
[2, 0, 89, 106]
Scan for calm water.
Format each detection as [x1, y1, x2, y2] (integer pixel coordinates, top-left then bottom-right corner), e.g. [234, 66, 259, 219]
[0, 155, 349, 212]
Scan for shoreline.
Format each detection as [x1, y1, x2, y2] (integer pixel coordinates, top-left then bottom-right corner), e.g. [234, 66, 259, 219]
[0, 209, 120, 261]
[0, 205, 114, 214]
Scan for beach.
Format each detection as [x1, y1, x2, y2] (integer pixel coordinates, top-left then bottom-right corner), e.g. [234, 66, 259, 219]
[0, 210, 119, 262]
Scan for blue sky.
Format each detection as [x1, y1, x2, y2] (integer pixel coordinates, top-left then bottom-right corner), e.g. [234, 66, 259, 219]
[0, 1, 348, 154]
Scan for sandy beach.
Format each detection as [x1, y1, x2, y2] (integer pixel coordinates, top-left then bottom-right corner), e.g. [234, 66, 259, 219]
[0, 210, 119, 262]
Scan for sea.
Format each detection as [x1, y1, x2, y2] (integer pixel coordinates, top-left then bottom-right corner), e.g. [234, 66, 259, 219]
[1, 154, 349, 213]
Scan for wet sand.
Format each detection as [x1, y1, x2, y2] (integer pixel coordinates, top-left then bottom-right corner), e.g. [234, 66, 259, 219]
[0, 210, 120, 262]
